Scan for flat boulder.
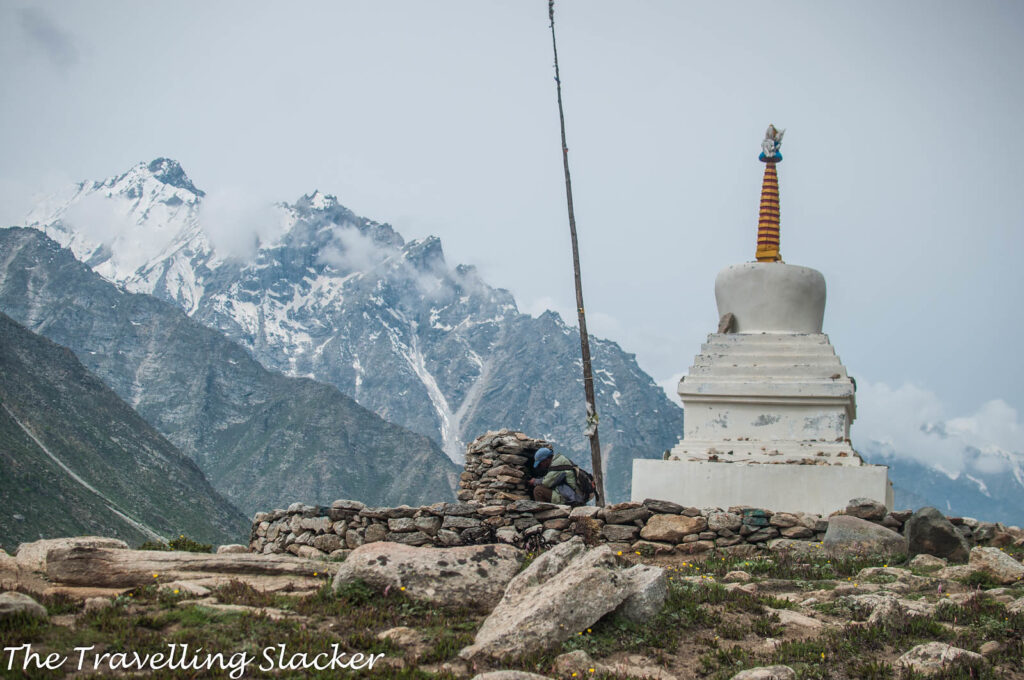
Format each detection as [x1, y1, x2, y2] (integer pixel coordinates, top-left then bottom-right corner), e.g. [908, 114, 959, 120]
[332, 542, 523, 611]
[897, 642, 984, 676]
[640, 514, 705, 542]
[460, 537, 667, 661]
[823, 515, 906, 559]
[729, 667, 796, 680]
[967, 547, 1024, 584]
[16, 537, 128, 573]
[905, 507, 970, 563]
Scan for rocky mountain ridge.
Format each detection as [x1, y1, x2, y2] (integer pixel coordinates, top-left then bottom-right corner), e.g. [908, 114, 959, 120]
[28, 159, 686, 502]
[0, 227, 459, 516]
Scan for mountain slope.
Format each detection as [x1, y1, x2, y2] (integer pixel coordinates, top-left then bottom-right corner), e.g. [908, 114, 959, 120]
[0, 227, 458, 515]
[0, 312, 248, 551]
[862, 444, 1024, 526]
[28, 160, 686, 501]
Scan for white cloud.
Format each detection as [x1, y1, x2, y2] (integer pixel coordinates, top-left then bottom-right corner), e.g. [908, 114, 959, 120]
[62, 191, 136, 249]
[853, 380, 1023, 477]
[198, 188, 287, 259]
[316, 226, 395, 274]
[657, 372, 685, 404]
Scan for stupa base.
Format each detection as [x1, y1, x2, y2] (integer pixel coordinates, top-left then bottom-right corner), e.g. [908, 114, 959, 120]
[631, 458, 892, 516]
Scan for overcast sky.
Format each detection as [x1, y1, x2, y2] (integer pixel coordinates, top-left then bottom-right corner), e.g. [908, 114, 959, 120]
[2, 1, 1023, 471]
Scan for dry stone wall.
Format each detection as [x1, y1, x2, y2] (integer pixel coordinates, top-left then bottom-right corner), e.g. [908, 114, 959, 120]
[250, 431, 1024, 560]
[249, 496, 1021, 561]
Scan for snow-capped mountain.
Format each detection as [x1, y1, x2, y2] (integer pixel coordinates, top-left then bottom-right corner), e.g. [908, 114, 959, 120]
[30, 159, 686, 502]
[862, 441, 1024, 526]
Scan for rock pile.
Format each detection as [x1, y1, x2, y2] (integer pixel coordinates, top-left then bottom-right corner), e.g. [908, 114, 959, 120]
[457, 430, 550, 504]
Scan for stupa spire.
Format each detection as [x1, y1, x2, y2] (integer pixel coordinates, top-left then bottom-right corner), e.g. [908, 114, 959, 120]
[755, 124, 785, 262]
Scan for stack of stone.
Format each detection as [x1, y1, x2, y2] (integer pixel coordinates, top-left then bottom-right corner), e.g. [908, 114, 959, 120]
[249, 495, 1024, 561]
[457, 429, 550, 504]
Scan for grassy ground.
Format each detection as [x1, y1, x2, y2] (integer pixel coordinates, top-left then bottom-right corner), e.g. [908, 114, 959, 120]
[1, 549, 1022, 679]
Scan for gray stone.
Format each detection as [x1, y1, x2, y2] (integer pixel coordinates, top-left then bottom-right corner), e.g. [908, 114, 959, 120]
[729, 666, 796, 680]
[344, 529, 364, 550]
[603, 504, 652, 525]
[640, 514, 706, 542]
[216, 544, 249, 554]
[642, 498, 685, 514]
[459, 538, 665, 661]
[908, 554, 947, 570]
[333, 542, 523, 610]
[0, 592, 47, 619]
[388, 531, 432, 546]
[15, 536, 129, 573]
[311, 534, 343, 553]
[387, 517, 417, 532]
[569, 506, 601, 519]
[823, 515, 906, 559]
[496, 527, 520, 544]
[779, 525, 814, 539]
[769, 512, 800, 528]
[745, 527, 779, 543]
[602, 524, 640, 542]
[437, 529, 463, 546]
[896, 642, 984, 676]
[364, 523, 387, 543]
[414, 516, 443, 536]
[844, 497, 887, 521]
[906, 507, 970, 563]
[616, 564, 668, 622]
[331, 499, 366, 512]
[967, 547, 1024, 584]
[443, 515, 484, 530]
[707, 512, 743, 532]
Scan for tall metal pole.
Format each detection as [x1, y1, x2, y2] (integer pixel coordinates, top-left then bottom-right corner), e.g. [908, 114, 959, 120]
[548, 0, 606, 506]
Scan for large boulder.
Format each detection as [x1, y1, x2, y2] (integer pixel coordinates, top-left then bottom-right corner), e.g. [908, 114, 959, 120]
[967, 547, 1024, 585]
[332, 542, 523, 610]
[15, 537, 129, 573]
[44, 546, 328, 592]
[905, 508, 970, 563]
[460, 537, 666, 661]
[896, 642, 984, 676]
[823, 515, 906, 558]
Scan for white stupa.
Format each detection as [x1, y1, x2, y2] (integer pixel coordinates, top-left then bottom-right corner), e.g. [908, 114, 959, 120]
[632, 126, 892, 515]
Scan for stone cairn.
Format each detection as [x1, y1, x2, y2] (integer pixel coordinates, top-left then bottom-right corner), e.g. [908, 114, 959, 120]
[249, 430, 1024, 561]
[457, 430, 550, 503]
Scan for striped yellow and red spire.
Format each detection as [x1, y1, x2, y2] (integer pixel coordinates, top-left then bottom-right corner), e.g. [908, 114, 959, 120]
[755, 124, 785, 263]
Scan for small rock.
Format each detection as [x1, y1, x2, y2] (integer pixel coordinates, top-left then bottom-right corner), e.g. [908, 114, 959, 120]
[216, 544, 249, 554]
[554, 650, 604, 676]
[83, 597, 112, 612]
[0, 592, 47, 619]
[723, 570, 751, 583]
[729, 666, 796, 680]
[897, 642, 984, 676]
[908, 554, 947, 570]
[844, 497, 887, 521]
[642, 498, 685, 514]
[979, 641, 1002, 656]
[640, 514, 706, 542]
[470, 673, 553, 680]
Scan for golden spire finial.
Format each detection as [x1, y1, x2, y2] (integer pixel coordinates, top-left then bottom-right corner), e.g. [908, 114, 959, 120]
[756, 125, 785, 262]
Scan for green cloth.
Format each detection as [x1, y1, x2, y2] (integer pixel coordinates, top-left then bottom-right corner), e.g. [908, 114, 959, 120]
[540, 453, 577, 504]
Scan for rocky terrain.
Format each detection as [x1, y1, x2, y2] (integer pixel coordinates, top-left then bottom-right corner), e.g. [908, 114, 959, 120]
[1, 497, 1022, 680]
